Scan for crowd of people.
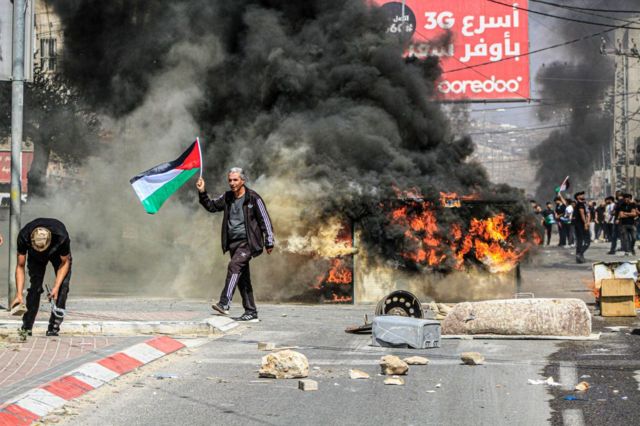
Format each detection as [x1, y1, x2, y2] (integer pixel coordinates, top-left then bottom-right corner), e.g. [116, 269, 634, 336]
[531, 190, 639, 264]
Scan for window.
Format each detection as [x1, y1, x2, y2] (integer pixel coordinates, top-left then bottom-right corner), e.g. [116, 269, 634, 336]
[40, 38, 57, 72]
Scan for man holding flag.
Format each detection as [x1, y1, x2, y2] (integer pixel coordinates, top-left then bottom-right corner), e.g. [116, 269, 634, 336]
[196, 168, 275, 322]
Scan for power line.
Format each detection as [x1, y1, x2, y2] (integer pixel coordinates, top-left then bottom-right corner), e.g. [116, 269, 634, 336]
[487, 0, 640, 29]
[446, 24, 622, 73]
[468, 123, 569, 135]
[528, 0, 640, 15]
[527, 0, 640, 25]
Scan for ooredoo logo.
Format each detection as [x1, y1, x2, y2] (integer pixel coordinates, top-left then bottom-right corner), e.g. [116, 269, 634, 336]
[438, 76, 523, 95]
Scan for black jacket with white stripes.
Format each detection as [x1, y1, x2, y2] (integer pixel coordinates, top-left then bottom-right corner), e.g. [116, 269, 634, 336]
[198, 187, 275, 256]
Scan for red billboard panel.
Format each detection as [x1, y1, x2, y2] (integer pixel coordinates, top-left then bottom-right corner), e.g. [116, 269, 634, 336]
[374, 1, 530, 101]
[0, 151, 34, 193]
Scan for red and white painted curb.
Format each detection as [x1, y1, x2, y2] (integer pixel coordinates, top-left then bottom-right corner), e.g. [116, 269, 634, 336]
[0, 336, 186, 425]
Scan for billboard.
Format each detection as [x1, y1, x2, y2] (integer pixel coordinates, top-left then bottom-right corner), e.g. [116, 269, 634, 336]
[0, 0, 34, 81]
[0, 149, 34, 193]
[374, 0, 530, 101]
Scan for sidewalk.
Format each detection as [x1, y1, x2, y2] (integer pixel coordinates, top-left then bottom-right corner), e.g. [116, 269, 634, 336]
[0, 298, 239, 414]
[0, 298, 238, 336]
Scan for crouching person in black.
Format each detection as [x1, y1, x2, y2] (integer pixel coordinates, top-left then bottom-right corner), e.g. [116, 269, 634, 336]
[10, 218, 71, 337]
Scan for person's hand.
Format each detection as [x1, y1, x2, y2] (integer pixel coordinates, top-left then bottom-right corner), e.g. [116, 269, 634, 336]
[48, 286, 59, 302]
[585, 224, 589, 231]
[196, 177, 206, 193]
[11, 294, 23, 308]
[266, 247, 273, 255]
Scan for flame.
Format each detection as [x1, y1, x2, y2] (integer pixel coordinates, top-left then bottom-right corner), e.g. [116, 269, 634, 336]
[390, 203, 446, 266]
[325, 293, 353, 303]
[326, 258, 353, 284]
[388, 197, 535, 273]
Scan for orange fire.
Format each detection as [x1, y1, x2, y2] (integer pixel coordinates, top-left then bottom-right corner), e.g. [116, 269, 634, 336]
[313, 222, 354, 303]
[388, 199, 535, 273]
[327, 293, 353, 303]
[326, 258, 353, 284]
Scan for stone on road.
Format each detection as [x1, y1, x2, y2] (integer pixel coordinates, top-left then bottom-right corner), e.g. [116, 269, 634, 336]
[379, 355, 409, 375]
[259, 349, 309, 379]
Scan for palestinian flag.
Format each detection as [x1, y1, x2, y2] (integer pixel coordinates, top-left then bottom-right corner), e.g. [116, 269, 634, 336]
[130, 139, 202, 214]
[555, 176, 570, 193]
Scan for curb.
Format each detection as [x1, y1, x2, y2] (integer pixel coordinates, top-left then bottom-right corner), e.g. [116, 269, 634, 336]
[0, 336, 189, 425]
[0, 316, 238, 337]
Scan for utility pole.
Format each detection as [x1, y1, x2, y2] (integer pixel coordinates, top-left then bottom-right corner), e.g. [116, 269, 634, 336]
[8, 0, 26, 307]
[601, 31, 640, 195]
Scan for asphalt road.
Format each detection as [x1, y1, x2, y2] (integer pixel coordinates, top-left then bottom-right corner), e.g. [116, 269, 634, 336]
[39, 236, 639, 426]
[52, 304, 560, 426]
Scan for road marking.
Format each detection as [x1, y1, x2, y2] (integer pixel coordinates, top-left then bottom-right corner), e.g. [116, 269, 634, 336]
[558, 361, 577, 390]
[635, 370, 640, 390]
[562, 409, 585, 426]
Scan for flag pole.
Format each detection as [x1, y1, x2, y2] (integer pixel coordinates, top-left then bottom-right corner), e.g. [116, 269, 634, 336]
[196, 137, 203, 178]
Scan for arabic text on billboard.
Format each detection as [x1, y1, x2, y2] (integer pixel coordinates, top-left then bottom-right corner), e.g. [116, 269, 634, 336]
[376, 1, 530, 101]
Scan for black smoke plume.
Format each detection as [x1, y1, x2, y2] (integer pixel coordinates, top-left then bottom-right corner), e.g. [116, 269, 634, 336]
[41, 0, 530, 299]
[528, 1, 640, 200]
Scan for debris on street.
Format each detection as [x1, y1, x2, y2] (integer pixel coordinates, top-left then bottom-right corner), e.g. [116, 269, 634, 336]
[153, 373, 178, 380]
[349, 369, 370, 379]
[298, 379, 318, 391]
[575, 381, 590, 391]
[379, 355, 409, 375]
[460, 352, 485, 365]
[403, 356, 429, 365]
[372, 316, 441, 348]
[384, 376, 405, 386]
[258, 342, 276, 351]
[527, 377, 561, 386]
[442, 298, 592, 336]
[259, 349, 309, 379]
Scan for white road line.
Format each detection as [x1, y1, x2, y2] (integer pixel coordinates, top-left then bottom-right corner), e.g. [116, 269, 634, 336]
[558, 361, 577, 390]
[635, 370, 640, 391]
[562, 409, 585, 426]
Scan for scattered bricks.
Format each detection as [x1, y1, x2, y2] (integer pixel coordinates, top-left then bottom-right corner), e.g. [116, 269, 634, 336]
[403, 356, 429, 365]
[349, 369, 370, 379]
[384, 376, 405, 386]
[298, 379, 318, 391]
[258, 342, 276, 351]
[379, 355, 409, 375]
[460, 352, 485, 365]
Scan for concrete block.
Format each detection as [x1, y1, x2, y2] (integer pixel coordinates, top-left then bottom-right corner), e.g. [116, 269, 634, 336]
[298, 379, 318, 391]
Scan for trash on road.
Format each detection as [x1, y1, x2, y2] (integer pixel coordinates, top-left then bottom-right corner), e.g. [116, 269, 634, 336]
[349, 369, 370, 379]
[372, 316, 441, 349]
[298, 379, 318, 391]
[574, 381, 590, 392]
[527, 377, 561, 386]
[258, 342, 276, 351]
[379, 355, 409, 375]
[384, 376, 405, 386]
[403, 356, 429, 365]
[153, 373, 178, 380]
[563, 395, 587, 401]
[460, 352, 485, 365]
[259, 349, 309, 379]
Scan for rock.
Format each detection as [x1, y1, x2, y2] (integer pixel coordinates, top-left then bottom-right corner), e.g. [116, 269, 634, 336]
[259, 350, 309, 379]
[379, 355, 409, 375]
[442, 298, 591, 336]
[403, 356, 429, 365]
[258, 342, 276, 351]
[575, 381, 590, 392]
[298, 379, 318, 391]
[384, 376, 405, 386]
[349, 369, 370, 379]
[460, 352, 485, 365]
